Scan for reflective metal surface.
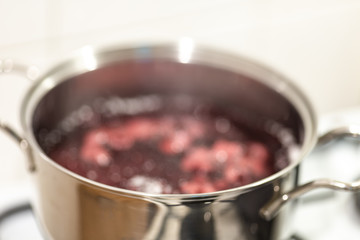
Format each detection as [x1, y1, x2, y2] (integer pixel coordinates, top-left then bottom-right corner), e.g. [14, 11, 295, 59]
[6, 43, 320, 239]
[0, 62, 37, 172]
[0, 59, 39, 80]
[261, 125, 360, 220]
[4, 108, 360, 240]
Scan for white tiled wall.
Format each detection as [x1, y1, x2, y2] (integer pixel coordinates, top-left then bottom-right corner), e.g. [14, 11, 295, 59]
[1, 0, 360, 185]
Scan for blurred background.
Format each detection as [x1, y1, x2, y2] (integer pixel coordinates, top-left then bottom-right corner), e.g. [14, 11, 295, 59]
[1, 0, 360, 207]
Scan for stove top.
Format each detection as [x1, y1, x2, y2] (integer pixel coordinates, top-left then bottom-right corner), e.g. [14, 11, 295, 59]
[1, 108, 360, 240]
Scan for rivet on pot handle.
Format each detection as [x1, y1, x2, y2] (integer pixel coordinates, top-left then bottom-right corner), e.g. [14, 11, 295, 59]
[260, 125, 360, 221]
[0, 59, 38, 172]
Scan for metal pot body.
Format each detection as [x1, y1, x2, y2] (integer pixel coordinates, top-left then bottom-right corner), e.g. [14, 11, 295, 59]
[32, 154, 298, 240]
[18, 43, 317, 240]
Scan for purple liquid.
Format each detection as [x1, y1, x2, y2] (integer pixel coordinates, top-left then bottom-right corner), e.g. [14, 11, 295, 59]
[44, 95, 291, 194]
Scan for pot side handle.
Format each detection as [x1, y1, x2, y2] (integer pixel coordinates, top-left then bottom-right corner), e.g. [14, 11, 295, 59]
[0, 59, 38, 172]
[259, 125, 360, 221]
[0, 121, 35, 172]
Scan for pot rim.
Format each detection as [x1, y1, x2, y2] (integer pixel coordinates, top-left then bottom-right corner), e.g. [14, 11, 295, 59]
[20, 41, 318, 201]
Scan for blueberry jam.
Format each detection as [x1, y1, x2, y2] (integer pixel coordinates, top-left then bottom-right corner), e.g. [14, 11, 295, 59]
[42, 95, 296, 194]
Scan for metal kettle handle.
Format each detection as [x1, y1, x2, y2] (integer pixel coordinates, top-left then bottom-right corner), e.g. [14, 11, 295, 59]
[260, 125, 360, 220]
[0, 59, 38, 172]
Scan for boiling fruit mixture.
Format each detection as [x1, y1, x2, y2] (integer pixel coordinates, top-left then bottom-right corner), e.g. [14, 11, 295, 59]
[42, 95, 296, 194]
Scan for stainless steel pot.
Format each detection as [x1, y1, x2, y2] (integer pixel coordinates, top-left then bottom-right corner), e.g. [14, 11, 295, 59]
[1, 42, 359, 240]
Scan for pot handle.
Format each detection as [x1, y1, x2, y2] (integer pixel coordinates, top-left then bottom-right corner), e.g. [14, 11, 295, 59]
[0, 121, 35, 172]
[0, 59, 38, 172]
[0, 59, 39, 79]
[259, 125, 360, 221]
